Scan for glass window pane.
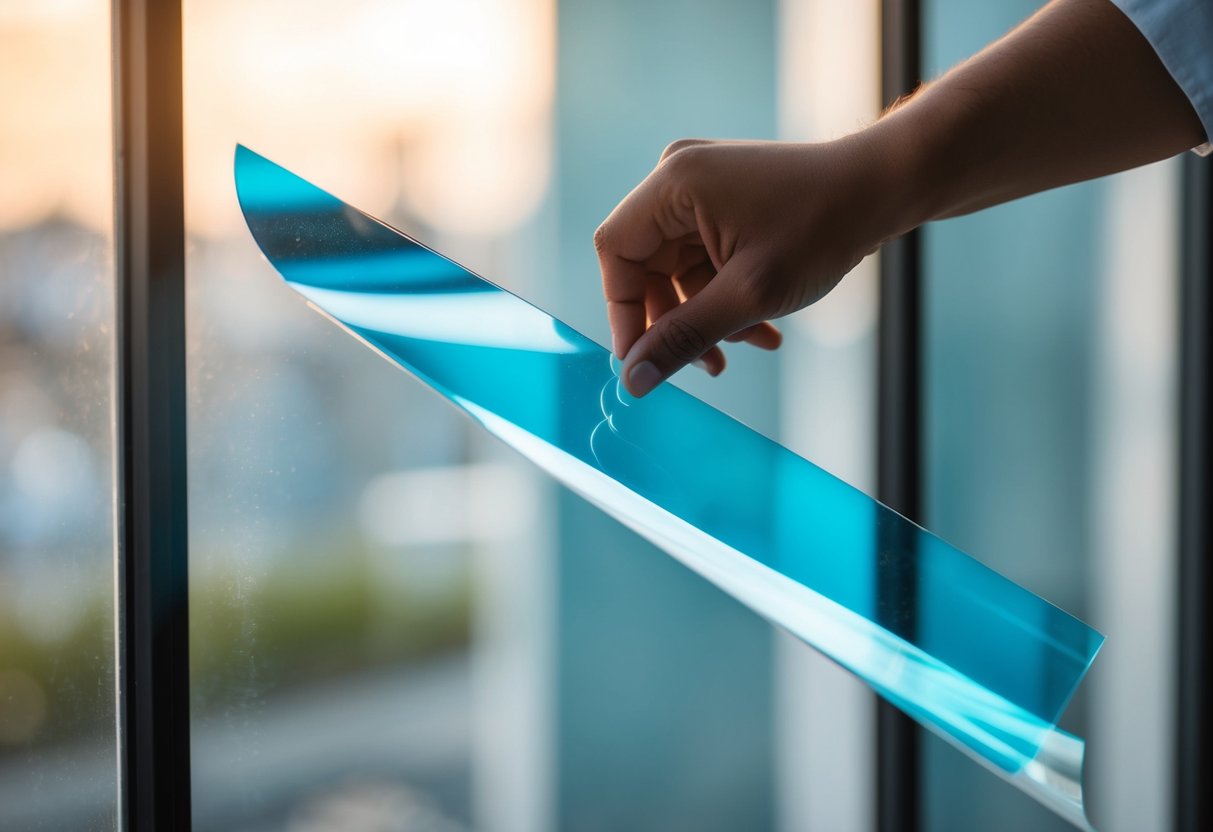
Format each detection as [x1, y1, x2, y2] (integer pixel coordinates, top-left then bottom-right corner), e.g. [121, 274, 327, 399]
[923, 2, 1180, 830]
[184, 2, 556, 828]
[0, 3, 118, 829]
[187, 2, 788, 830]
[550, 2, 780, 827]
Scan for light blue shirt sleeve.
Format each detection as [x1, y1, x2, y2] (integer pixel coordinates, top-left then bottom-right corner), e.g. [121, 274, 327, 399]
[1112, 0, 1213, 155]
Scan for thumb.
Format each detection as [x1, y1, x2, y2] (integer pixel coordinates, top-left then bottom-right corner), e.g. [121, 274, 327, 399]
[620, 258, 760, 397]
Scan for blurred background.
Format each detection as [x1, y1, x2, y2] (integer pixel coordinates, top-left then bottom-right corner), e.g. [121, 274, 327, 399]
[0, 0, 1181, 830]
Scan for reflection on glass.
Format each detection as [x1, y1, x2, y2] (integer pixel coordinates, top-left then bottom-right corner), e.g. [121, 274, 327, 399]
[236, 146, 1104, 822]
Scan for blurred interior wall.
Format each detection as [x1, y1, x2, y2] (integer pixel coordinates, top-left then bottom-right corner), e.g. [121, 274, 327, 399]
[774, 1, 880, 831]
[1086, 158, 1179, 832]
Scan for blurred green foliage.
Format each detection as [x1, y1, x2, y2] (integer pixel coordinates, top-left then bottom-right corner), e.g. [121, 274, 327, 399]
[0, 544, 471, 758]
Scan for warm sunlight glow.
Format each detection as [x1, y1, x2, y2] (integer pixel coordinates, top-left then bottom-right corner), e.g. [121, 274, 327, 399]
[184, 0, 555, 238]
[0, 1, 111, 230]
[0, 0, 555, 237]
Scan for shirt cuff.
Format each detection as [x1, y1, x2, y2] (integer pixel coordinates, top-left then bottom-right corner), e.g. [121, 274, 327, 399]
[1111, 0, 1213, 155]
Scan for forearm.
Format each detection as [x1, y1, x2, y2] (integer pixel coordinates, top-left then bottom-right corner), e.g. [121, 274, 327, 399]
[865, 0, 1205, 231]
[593, 0, 1207, 391]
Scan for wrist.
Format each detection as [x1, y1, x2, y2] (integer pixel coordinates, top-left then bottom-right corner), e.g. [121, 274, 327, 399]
[827, 115, 943, 254]
[848, 84, 977, 237]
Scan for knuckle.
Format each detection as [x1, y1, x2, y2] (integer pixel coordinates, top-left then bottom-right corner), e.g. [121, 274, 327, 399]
[593, 222, 610, 255]
[656, 318, 709, 363]
[653, 151, 704, 220]
[660, 138, 707, 162]
[659, 143, 711, 183]
[663, 142, 700, 169]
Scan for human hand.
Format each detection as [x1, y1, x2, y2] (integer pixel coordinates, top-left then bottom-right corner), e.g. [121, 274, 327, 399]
[595, 0, 1208, 399]
[595, 138, 899, 397]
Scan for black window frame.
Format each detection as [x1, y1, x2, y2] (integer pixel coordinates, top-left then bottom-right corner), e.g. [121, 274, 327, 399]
[876, 3, 923, 831]
[113, 0, 192, 829]
[1176, 153, 1212, 832]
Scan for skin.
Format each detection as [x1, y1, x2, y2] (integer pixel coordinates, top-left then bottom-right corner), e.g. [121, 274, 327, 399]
[595, 0, 1206, 397]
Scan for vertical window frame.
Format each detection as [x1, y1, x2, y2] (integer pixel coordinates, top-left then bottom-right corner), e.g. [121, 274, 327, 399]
[1176, 155, 1212, 832]
[112, 0, 192, 829]
[876, 2, 923, 831]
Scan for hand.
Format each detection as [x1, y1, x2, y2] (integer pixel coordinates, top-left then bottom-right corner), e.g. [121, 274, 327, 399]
[593, 0, 1207, 399]
[594, 138, 897, 397]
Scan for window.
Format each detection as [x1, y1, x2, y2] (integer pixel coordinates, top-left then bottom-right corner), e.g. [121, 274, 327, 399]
[921, 3, 1181, 830]
[1, 2, 1208, 830]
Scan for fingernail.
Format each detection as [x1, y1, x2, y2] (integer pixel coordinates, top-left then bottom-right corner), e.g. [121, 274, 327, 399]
[692, 358, 709, 372]
[628, 360, 662, 397]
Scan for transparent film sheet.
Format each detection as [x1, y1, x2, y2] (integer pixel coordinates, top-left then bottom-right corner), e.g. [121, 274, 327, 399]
[235, 146, 1104, 829]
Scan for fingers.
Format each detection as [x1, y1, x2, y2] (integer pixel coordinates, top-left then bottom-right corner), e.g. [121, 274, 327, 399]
[676, 264, 783, 352]
[598, 239, 648, 359]
[696, 344, 728, 376]
[595, 173, 698, 359]
[724, 321, 783, 350]
[622, 255, 760, 397]
[598, 138, 776, 379]
[660, 138, 712, 163]
[644, 272, 681, 327]
[645, 272, 725, 376]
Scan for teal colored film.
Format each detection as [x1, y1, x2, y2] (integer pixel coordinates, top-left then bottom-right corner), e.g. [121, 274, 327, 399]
[234, 145, 1103, 803]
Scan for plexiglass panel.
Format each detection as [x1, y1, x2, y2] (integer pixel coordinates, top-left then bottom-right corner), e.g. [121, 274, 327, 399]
[236, 146, 1104, 823]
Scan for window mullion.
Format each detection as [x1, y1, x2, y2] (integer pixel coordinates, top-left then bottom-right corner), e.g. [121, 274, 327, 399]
[876, 2, 924, 831]
[112, 0, 191, 828]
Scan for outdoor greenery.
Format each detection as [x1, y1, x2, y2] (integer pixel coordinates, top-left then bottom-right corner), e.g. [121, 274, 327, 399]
[0, 545, 472, 758]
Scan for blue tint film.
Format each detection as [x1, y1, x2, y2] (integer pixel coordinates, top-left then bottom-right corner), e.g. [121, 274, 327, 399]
[235, 145, 1102, 799]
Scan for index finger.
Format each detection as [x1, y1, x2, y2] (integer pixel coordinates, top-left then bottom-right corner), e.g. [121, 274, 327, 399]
[594, 172, 696, 358]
